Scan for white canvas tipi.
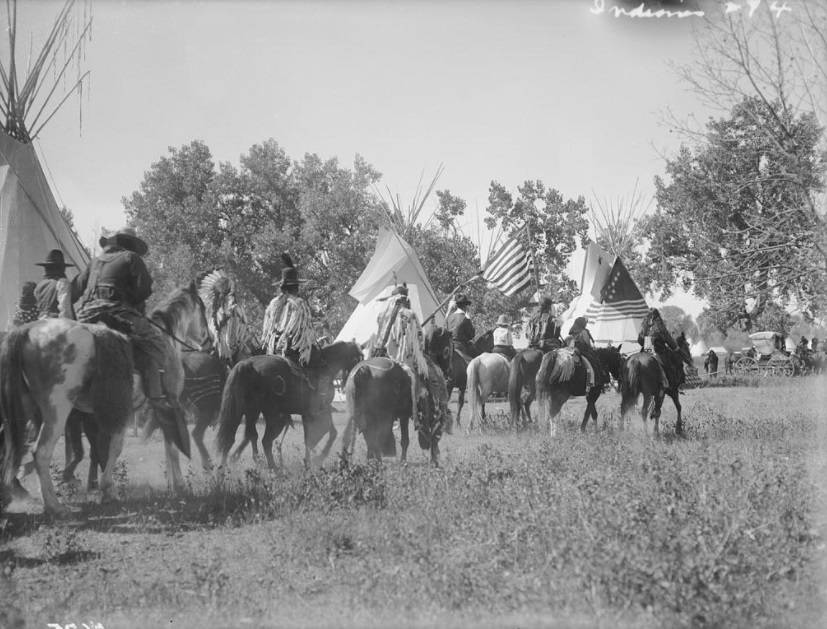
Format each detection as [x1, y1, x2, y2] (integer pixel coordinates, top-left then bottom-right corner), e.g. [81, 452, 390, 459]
[335, 228, 445, 346]
[0, 0, 92, 328]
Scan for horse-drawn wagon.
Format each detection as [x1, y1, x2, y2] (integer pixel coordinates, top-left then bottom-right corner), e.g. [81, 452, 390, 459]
[731, 331, 797, 377]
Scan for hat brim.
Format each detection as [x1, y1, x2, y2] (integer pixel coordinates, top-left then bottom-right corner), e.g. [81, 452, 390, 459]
[100, 234, 148, 256]
[281, 279, 310, 287]
[35, 261, 74, 267]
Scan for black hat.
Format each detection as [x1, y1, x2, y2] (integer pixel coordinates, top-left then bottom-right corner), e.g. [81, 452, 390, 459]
[280, 253, 307, 289]
[100, 226, 148, 256]
[36, 249, 74, 268]
[454, 293, 471, 307]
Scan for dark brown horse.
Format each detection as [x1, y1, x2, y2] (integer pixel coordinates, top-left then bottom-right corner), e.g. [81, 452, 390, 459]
[215, 341, 363, 468]
[341, 356, 445, 466]
[423, 326, 493, 428]
[535, 346, 624, 436]
[620, 334, 693, 435]
[508, 347, 548, 428]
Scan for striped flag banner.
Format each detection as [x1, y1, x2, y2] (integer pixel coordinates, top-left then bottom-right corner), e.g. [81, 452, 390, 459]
[585, 257, 648, 322]
[482, 231, 533, 297]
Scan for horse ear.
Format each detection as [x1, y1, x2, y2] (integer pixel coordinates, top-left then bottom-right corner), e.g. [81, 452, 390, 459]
[188, 279, 197, 294]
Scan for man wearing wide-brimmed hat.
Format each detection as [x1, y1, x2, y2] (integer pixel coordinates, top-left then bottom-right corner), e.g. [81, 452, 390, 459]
[33, 249, 76, 319]
[492, 314, 516, 360]
[74, 226, 171, 408]
[262, 253, 316, 364]
[446, 292, 476, 359]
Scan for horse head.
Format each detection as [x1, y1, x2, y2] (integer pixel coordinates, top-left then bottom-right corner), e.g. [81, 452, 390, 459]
[596, 345, 624, 381]
[321, 340, 364, 378]
[423, 325, 453, 375]
[675, 333, 693, 367]
[473, 329, 494, 354]
[152, 282, 210, 350]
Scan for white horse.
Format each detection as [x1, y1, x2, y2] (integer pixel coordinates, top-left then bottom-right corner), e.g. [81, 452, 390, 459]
[466, 352, 511, 432]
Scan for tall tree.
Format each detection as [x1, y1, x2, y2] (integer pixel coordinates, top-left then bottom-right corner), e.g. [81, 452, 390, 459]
[485, 180, 590, 305]
[643, 96, 825, 328]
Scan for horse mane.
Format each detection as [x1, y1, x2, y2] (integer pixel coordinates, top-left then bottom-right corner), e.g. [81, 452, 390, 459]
[151, 282, 203, 336]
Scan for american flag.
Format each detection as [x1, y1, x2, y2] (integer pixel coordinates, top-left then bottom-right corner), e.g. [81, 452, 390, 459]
[482, 232, 534, 297]
[585, 257, 648, 322]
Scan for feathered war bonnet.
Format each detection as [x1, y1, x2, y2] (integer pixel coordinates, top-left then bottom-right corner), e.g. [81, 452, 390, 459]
[280, 252, 308, 289]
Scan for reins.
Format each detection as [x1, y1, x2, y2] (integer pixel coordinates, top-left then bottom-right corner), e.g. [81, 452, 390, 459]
[141, 313, 205, 352]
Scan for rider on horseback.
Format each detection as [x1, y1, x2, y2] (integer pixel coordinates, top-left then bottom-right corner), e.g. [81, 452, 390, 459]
[637, 308, 683, 390]
[527, 296, 562, 352]
[74, 226, 174, 410]
[34, 249, 76, 319]
[565, 316, 598, 392]
[447, 293, 477, 359]
[262, 254, 329, 405]
[373, 283, 452, 435]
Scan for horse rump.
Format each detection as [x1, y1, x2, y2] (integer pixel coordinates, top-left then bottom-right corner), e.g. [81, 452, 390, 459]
[0, 326, 33, 492]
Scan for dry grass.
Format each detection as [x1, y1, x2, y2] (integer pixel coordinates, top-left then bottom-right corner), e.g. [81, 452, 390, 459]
[1, 378, 826, 628]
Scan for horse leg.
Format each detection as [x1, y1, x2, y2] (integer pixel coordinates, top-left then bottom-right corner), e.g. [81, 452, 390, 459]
[31, 398, 74, 515]
[262, 412, 286, 470]
[99, 425, 126, 504]
[431, 439, 440, 467]
[62, 409, 85, 484]
[670, 389, 683, 436]
[164, 439, 185, 493]
[191, 408, 214, 471]
[549, 395, 566, 438]
[400, 414, 410, 464]
[455, 387, 465, 429]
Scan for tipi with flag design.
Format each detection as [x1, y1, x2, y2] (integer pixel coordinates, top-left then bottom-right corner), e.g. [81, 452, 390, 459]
[584, 257, 649, 342]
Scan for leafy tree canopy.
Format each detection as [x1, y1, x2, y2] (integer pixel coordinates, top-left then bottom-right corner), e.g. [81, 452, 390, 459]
[641, 97, 826, 328]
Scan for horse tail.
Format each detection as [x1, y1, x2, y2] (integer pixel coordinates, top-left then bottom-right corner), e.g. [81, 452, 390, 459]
[621, 357, 639, 398]
[535, 352, 554, 415]
[0, 327, 32, 491]
[215, 360, 253, 458]
[345, 363, 371, 420]
[467, 358, 483, 427]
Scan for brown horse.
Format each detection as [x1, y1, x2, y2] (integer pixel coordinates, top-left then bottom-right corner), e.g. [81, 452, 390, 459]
[535, 346, 624, 436]
[341, 356, 446, 466]
[620, 335, 693, 436]
[508, 348, 546, 428]
[215, 341, 363, 468]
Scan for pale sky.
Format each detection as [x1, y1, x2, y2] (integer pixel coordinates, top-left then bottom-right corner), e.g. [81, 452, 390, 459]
[17, 0, 746, 317]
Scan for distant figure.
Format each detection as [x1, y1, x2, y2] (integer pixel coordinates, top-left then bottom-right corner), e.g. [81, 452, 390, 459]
[796, 336, 810, 358]
[704, 349, 719, 378]
[491, 314, 516, 361]
[12, 281, 39, 326]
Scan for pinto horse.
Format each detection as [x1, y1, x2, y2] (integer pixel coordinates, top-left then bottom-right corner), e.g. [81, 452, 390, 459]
[59, 283, 211, 496]
[423, 326, 493, 427]
[215, 341, 363, 468]
[0, 319, 136, 515]
[535, 346, 623, 436]
[620, 335, 694, 436]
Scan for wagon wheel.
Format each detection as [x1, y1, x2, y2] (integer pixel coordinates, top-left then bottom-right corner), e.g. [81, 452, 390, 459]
[734, 356, 759, 376]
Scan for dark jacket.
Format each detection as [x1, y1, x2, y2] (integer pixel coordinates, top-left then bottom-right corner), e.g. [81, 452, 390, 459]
[447, 310, 475, 345]
[75, 246, 153, 315]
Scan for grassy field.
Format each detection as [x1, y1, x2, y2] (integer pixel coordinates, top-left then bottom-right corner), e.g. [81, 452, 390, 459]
[2, 377, 826, 628]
